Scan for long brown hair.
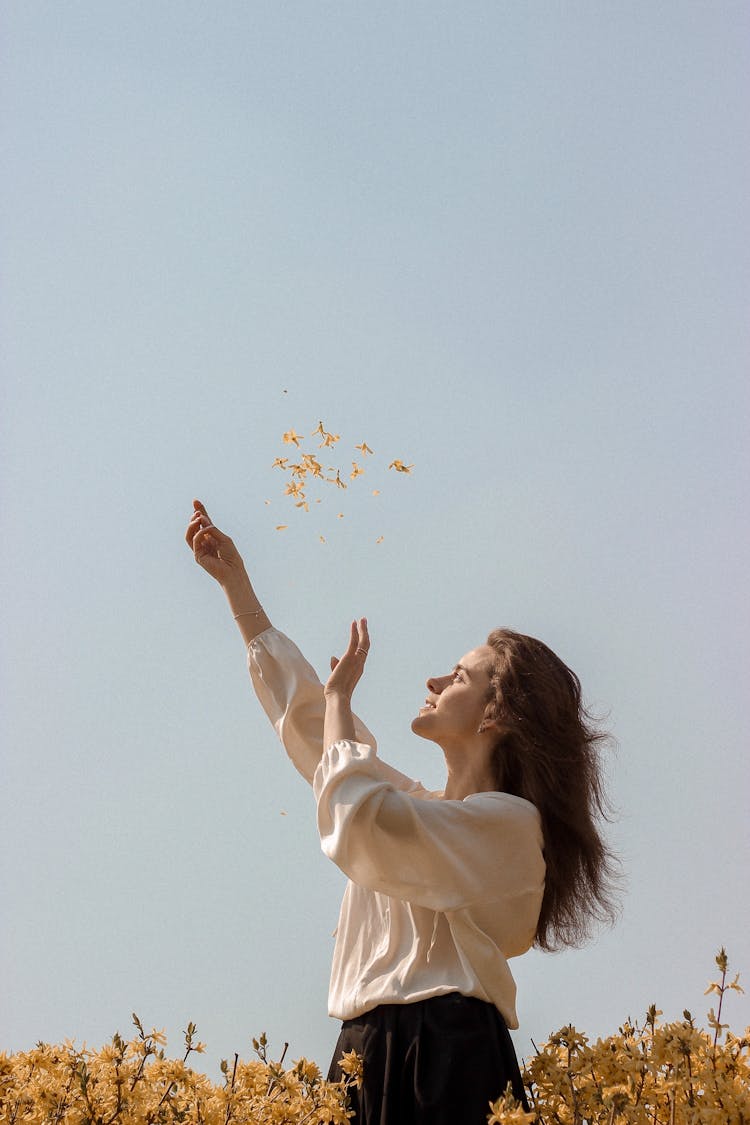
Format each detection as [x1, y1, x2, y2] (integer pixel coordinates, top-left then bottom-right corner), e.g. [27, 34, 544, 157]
[484, 628, 619, 951]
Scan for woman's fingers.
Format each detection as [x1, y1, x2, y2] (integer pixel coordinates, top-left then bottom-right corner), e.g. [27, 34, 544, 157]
[356, 617, 370, 656]
[193, 524, 219, 557]
[325, 619, 370, 698]
[185, 510, 202, 548]
[185, 500, 230, 567]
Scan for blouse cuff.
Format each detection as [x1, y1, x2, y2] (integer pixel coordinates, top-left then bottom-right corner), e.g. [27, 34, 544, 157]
[313, 739, 379, 798]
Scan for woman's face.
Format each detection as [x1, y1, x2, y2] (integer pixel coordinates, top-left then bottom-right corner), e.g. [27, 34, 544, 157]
[411, 644, 496, 744]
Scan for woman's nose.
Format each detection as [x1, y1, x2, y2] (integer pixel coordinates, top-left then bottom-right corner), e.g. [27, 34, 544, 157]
[426, 674, 448, 694]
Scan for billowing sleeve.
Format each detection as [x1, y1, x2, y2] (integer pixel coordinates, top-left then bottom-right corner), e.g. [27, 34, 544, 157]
[247, 628, 425, 794]
[314, 740, 545, 913]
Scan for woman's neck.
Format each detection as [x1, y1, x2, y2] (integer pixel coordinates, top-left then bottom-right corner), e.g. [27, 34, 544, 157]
[441, 743, 497, 800]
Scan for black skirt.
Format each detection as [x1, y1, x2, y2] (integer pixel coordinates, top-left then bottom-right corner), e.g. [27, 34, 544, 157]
[327, 993, 528, 1125]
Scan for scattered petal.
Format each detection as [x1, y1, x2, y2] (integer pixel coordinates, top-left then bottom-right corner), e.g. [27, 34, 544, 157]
[388, 459, 414, 473]
[282, 430, 302, 447]
[275, 525, 288, 531]
[376, 536, 384, 544]
[314, 421, 340, 447]
[356, 442, 374, 456]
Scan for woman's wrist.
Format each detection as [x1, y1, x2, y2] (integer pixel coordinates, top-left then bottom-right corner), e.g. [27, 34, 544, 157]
[323, 692, 357, 746]
[222, 574, 272, 644]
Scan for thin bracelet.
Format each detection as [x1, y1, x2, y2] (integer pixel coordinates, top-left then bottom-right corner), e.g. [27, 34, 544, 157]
[233, 608, 266, 620]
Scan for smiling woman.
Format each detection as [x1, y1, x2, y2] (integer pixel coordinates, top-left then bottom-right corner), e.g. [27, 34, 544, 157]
[185, 499, 618, 1125]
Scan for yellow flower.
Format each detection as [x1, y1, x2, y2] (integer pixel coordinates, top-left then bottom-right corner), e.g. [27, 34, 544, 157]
[301, 453, 324, 477]
[350, 461, 364, 479]
[282, 430, 302, 447]
[337, 1049, 364, 1086]
[355, 442, 374, 456]
[388, 459, 413, 473]
[271, 457, 289, 469]
[313, 421, 340, 447]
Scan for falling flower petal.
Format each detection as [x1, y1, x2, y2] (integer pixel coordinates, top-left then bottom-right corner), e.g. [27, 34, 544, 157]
[356, 442, 374, 456]
[326, 470, 347, 489]
[376, 536, 384, 544]
[272, 457, 289, 469]
[275, 525, 288, 530]
[388, 459, 414, 473]
[350, 461, 364, 479]
[282, 430, 302, 447]
[301, 453, 324, 477]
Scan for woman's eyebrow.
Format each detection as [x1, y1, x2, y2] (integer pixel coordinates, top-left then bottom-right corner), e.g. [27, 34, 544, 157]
[453, 663, 471, 677]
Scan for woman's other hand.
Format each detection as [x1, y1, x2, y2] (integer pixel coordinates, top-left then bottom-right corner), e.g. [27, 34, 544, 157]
[185, 499, 247, 589]
[325, 618, 370, 702]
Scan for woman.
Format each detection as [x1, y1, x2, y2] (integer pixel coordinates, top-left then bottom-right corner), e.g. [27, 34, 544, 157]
[185, 499, 618, 1124]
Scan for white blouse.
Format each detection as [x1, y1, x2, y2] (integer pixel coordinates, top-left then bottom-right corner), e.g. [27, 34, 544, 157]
[247, 627, 545, 1029]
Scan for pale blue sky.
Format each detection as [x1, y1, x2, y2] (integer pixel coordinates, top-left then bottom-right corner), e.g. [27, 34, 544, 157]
[2, 2, 749, 1075]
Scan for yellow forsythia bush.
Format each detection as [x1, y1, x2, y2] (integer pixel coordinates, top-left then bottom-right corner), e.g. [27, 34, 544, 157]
[490, 950, 749, 1125]
[0, 1022, 362, 1125]
[1, 952, 747, 1124]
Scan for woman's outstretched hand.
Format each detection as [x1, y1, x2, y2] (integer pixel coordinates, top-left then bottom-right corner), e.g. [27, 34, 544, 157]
[185, 499, 247, 588]
[324, 618, 370, 702]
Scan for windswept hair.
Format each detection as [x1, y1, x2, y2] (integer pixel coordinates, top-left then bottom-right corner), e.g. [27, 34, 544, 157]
[484, 628, 620, 951]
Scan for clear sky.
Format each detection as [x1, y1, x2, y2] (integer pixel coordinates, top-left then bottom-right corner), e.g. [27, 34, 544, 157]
[2, 1, 749, 1077]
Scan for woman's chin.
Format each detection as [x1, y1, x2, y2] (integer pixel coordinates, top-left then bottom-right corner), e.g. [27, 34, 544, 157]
[411, 713, 434, 739]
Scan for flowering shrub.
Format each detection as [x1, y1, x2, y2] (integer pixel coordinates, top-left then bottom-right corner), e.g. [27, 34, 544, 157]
[490, 950, 749, 1124]
[1, 952, 746, 1124]
[0, 1022, 361, 1124]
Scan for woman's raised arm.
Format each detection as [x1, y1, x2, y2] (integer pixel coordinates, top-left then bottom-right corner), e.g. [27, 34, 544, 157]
[185, 498, 272, 645]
